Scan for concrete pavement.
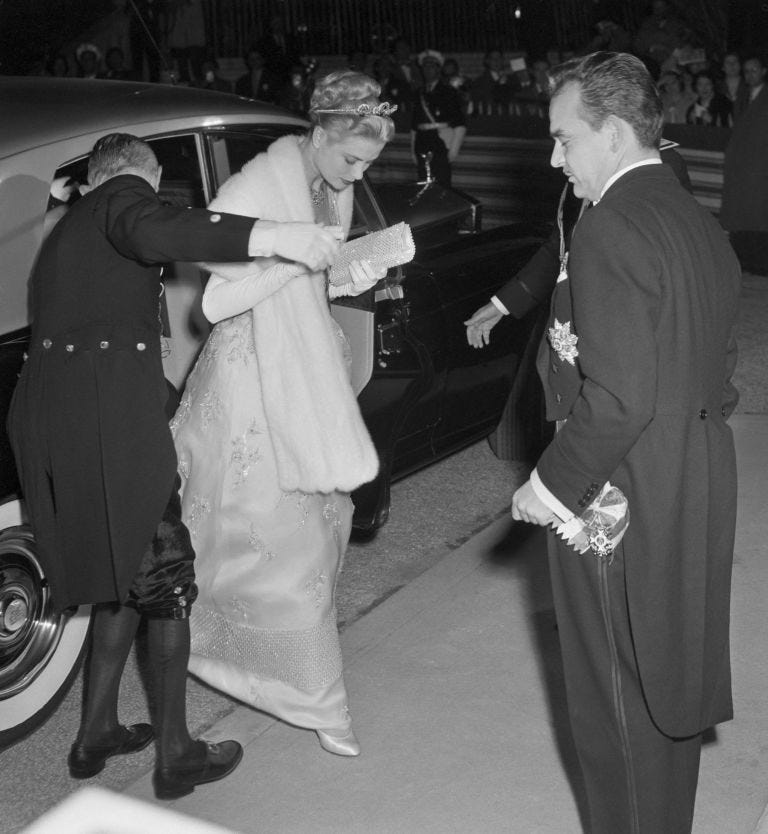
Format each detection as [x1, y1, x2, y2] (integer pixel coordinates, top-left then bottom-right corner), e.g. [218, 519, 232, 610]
[26, 413, 768, 834]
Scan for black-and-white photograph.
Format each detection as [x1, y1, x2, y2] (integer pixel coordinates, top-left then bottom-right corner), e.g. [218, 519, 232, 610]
[1, 1, 768, 832]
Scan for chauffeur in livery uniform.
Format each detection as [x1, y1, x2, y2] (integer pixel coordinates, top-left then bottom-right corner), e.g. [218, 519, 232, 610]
[511, 54, 740, 833]
[8, 133, 340, 798]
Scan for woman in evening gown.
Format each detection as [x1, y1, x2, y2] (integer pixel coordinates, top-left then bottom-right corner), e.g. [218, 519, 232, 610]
[171, 70, 396, 756]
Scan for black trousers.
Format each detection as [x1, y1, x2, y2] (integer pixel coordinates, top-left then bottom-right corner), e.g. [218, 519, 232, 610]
[547, 535, 702, 834]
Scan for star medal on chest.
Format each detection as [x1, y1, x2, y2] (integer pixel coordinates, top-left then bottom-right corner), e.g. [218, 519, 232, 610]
[548, 318, 579, 366]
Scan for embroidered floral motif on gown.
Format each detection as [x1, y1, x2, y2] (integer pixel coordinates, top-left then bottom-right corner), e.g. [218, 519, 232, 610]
[171, 157, 362, 732]
[172, 313, 353, 731]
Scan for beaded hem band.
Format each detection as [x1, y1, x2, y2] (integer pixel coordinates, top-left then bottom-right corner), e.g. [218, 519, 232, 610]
[311, 101, 398, 117]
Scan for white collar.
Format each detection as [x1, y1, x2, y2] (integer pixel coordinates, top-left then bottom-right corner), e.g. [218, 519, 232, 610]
[597, 157, 662, 202]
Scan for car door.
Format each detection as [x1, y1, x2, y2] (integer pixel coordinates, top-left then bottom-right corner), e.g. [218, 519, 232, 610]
[428, 225, 548, 454]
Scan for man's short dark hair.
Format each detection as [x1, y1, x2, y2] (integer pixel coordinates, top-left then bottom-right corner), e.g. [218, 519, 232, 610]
[743, 53, 766, 69]
[88, 133, 157, 185]
[549, 51, 664, 149]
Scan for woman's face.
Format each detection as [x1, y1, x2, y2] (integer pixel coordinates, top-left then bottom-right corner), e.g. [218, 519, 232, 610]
[314, 129, 386, 191]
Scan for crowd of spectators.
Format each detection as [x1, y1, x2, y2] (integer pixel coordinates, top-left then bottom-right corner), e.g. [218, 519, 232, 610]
[24, 0, 767, 133]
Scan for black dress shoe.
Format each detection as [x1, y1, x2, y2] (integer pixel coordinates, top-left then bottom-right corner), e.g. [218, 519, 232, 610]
[68, 723, 154, 778]
[153, 739, 243, 800]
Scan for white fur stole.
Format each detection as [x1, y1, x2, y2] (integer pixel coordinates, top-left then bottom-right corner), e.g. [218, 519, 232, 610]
[206, 134, 379, 494]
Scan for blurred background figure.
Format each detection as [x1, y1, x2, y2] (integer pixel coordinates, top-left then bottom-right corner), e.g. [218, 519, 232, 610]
[158, 47, 185, 85]
[346, 47, 369, 74]
[734, 54, 768, 121]
[277, 61, 315, 114]
[196, 58, 231, 93]
[659, 70, 694, 123]
[104, 46, 137, 80]
[471, 48, 517, 114]
[441, 56, 470, 112]
[234, 46, 280, 103]
[75, 43, 103, 79]
[718, 52, 746, 115]
[47, 53, 70, 78]
[720, 52, 768, 273]
[686, 70, 732, 127]
[411, 49, 466, 187]
[128, 0, 163, 81]
[633, 0, 686, 76]
[165, 0, 207, 85]
[584, 17, 632, 53]
[390, 36, 422, 107]
[372, 50, 409, 111]
[256, 14, 301, 91]
[514, 57, 551, 118]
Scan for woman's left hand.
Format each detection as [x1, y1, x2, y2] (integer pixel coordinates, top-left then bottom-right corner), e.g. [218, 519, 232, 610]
[347, 260, 387, 295]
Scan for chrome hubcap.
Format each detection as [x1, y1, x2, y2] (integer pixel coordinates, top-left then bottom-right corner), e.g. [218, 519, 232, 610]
[0, 529, 61, 699]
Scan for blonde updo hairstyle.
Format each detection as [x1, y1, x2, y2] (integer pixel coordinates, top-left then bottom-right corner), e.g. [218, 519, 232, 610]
[308, 70, 396, 143]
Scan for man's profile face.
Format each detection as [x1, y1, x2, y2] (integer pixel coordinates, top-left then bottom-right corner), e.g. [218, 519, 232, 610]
[549, 82, 614, 203]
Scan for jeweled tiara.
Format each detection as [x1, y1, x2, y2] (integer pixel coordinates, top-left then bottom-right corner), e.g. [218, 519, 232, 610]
[311, 101, 398, 117]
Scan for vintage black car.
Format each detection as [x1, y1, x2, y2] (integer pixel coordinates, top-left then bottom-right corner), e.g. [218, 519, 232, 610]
[0, 77, 547, 745]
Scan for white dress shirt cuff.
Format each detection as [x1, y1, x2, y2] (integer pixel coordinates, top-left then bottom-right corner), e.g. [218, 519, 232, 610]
[530, 468, 574, 523]
[491, 295, 509, 315]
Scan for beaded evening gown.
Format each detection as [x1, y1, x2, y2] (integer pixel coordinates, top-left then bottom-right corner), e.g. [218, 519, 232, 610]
[170, 187, 355, 734]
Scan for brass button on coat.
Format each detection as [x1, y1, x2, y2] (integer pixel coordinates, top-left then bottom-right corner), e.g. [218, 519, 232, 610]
[699, 408, 708, 419]
[42, 338, 52, 349]
[100, 340, 109, 349]
[136, 342, 146, 351]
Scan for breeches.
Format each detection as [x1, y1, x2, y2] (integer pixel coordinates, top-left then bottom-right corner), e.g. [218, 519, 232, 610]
[547, 535, 702, 834]
[126, 475, 198, 619]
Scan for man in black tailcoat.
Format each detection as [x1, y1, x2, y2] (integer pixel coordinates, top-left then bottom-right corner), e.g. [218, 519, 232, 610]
[8, 133, 339, 799]
[464, 141, 690, 461]
[510, 53, 740, 833]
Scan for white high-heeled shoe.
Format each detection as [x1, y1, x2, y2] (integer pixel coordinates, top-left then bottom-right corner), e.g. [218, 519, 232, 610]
[316, 727, 361, 757]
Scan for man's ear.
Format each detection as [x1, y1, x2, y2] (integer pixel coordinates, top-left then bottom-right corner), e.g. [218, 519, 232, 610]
[152, 164, 163, 192]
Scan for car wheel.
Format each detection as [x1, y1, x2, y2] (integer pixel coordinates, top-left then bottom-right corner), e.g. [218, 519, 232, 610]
[0, 504, 92, 748]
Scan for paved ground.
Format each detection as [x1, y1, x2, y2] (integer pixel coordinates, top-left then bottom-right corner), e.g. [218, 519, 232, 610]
[23, 414, 768, 834]
[1, 445, 528, 834]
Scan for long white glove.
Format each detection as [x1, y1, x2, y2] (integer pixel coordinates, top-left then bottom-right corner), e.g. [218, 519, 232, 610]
[253, 221, 343, 272]
[328, 260, 386, 299]
[202, 262, 305, 323]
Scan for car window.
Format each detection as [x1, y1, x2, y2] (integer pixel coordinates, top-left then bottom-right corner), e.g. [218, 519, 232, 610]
[149, 135, 205, 208]
[50, 134, 206, 210]
[206, 127, 303, 192]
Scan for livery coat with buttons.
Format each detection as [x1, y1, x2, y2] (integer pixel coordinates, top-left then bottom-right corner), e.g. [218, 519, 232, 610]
[535, 163, 740, 738]
[8, 174, 256, 610]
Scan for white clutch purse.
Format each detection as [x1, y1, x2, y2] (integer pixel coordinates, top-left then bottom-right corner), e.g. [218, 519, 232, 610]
[329, 222, 415, 286]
